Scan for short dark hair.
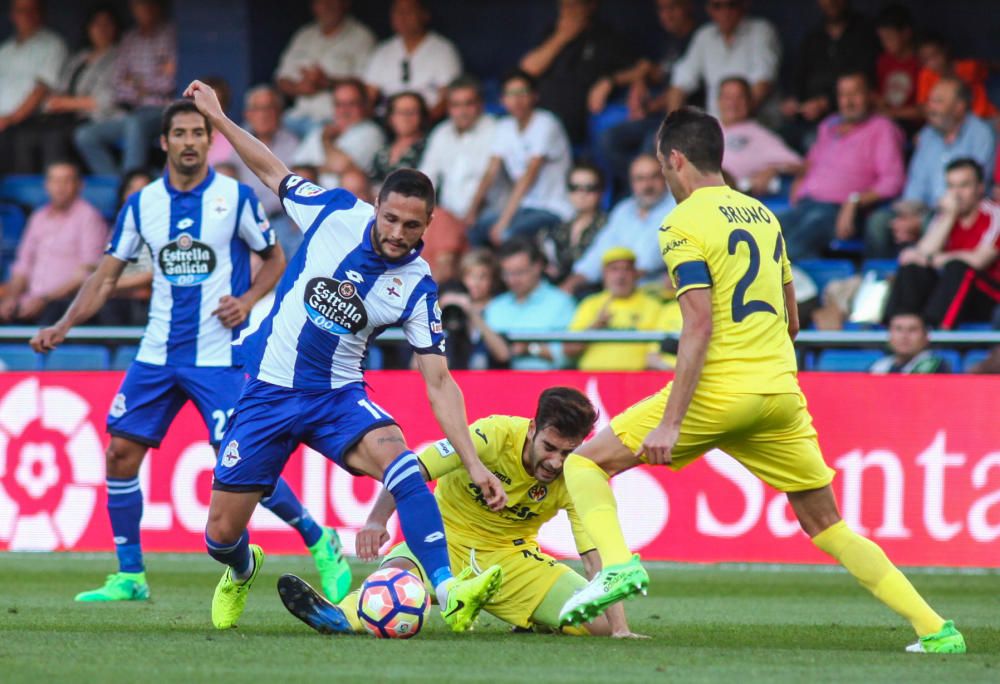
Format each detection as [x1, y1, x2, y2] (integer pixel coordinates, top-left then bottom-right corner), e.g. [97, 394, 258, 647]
[334, 77, 369, 109]
[534, 387, 597, 439]
[889, 311, 929, 331]
[84, 4, 122, 48]
[918, 32, 950, 55]
[945, 157, 984, 182]
[875, 3, 913, 30]
[45, 159, 81, 177]
[567, 160, 605, 187]
[656, 107, 724, 174]
[837, 71, 872, 91]
[719, 75, 752, 100]
[935, 75, 973, 107]
[387, 90, 430, 135]
[161, 99, 211, 137]
[501, 68, 537, 94]
[376, 168, 436, 213]
[497, 237, 544, 265]
[447, 74, 483, 98]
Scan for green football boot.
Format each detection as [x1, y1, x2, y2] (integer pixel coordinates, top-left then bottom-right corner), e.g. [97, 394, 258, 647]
[906, 620, 967, 654]
[559, 554, 648, 626]
[308, 527, 352, 603]
[441, 564, 503, 633]
[74, 572, 149, 602]
[211, 544, 264, 629]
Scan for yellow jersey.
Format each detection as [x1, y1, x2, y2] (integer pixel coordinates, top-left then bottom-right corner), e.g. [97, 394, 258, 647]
[658, 185, 798, 395]
[568, 289, 663, 370]
[419, 415, 593, 554]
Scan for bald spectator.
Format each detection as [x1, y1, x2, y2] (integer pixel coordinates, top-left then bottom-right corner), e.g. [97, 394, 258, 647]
[275, 0, 375, 137]
[870, 314, 951, 374]
[718, 77, 803, 196]
[363, 0, 462, 120]
[519, 0, 633, 145]
[665, 0, 780, 121]
[0, 0, 68, 174]
[229, 85, 302, 256]
[779, 72, 904, 260]
[866, 76, 997, 258]
[0, 162, 106, 325]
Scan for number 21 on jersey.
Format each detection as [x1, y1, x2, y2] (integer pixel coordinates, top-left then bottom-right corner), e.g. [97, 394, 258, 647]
[727, 229, 787, 324]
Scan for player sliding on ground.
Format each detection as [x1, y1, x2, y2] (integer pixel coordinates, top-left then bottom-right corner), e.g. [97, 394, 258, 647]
[183, 79, 507, 632]
[30, 100, 349, 604]
[558, 107, 966, 654]
[278, 387, 645, 638]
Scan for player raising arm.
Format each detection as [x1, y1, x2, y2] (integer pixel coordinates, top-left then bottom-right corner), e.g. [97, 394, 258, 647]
[183, 79, 507, 632]
[557, 108, 965, 655]
[279, 387, 646, 638]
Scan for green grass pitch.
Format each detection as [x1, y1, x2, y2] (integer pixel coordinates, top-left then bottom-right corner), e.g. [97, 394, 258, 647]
[1, 552, 998, 683]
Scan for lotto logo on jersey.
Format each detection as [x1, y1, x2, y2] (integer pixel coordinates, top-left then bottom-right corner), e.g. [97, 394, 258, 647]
[158, 233, 217, 286]
[303, 277, 369, 335]
[221, 440, 240, 468]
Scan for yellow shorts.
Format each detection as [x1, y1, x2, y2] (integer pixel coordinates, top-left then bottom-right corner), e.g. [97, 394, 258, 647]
[383, 539, 582, 629]
[610, 385, 835, 492]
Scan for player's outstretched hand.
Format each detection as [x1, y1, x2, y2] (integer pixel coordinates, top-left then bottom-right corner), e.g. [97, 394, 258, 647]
[469, 462, 507, 511]
[213, 295, 250, 328]
[183, 79, 224, 122]
[612, 630, 651, 640]
[30, 325, 66, 353]
[635, 423, 678, 466]
[356, 522, 390, 562]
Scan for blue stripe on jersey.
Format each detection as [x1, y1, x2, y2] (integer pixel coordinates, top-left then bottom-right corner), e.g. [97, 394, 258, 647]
[165, 193, 204, 365]
[396, 274, 436, 326]
[229, 185, 254, 357]
[106, 193, 142, 257]
[291, 222, 390, 388]
[243, 192, 357, 380]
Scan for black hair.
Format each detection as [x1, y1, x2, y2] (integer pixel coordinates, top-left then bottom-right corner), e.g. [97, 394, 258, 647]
[83, 3, 122, 49]
[875, 3, 913, 30]
[567, 160, 605, 187]
[501, 68, 538, 94]
[837, 70, 873, 91]
[719, 75, 752, 100]
[387, 90, 431, 135]
[117, 168, 153, 208]
[334, 77, 370, 109]
[945, 157, 984, 183]
[656, 106, 724, 174]
[918, 31, 950, 55]
[376, 168, 436, 213]
[161, 99, 212, 137]
[447, 74, 483, 99]
[534, 387, 597, 440]
[497, 236, 544, 265]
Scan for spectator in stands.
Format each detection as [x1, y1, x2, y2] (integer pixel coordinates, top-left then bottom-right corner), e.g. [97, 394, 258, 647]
[74, 0, 176, 175]
[565, 247, 664, 370]
[873, 3, 922, 133]
[371, 92, 429, 186]
[865, 76, 997, 258]
[780, 0, 879, 151]
[293, 78, 385, 186]
[466, 70, 573, 247]
[482, 238, 577, 370]
[778, 72, 904, 261]
[595, 0, 699, 189]
[718, 76, 803, 196]
[275, 0, 375, 137]
[915, 33, 998, 121]
[99, 168, 153, 326]
[664, 0, 781, 122]
[540, 162, 607, 285]
[202, 77, 234, 166]
[230, 85, 301, 256]
[519, 0, 633, 145]
[12, 5, 120, 174]
[363, 0, 461, 120]
[870, 313, 951, 373]
[340, 168, 373, 203]
[0, 162, 106, 325]
[561, 154, 675, 295]
[438, 249, 503, 369]
[884, 159, 1000, 329]
[0, 0, 68, 174]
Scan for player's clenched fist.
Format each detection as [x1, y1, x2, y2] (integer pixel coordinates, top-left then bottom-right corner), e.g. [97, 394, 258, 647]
[635, 423, 679, 466]
[30, 325, 67, 353]
[183, 79, 224, 121]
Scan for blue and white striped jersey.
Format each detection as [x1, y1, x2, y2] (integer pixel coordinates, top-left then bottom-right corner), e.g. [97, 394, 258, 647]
[240, 174, 445, 390]
[106, 169, 276, 367]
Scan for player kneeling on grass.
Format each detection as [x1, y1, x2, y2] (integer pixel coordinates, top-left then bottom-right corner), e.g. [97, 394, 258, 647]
[279, 387, 645, 638]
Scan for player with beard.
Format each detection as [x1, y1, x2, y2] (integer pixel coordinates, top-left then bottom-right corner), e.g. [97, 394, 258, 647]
[31, 100, 352, 605]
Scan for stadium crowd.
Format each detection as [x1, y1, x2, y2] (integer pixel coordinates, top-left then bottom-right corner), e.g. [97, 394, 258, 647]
[0, 0, 999, 373]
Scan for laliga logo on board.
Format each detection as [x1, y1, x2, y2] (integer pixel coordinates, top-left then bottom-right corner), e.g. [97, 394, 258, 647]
[0, 378, 103, 551]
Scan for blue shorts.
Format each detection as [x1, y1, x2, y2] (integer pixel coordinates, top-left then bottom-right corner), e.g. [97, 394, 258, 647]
[107, 361, 245, 448]
[212, 378, 396, 493]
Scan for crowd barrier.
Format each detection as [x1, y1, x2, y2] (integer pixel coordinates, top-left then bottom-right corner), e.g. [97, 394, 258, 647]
[0, 371, 997, 567]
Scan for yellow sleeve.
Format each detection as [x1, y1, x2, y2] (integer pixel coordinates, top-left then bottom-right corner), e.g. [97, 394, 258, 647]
[417, 437, 464, 481]
[419, 415, 505, 480]
[568, 294, 602, 331]
[780, 231, 793, 285]
[660, 223, 712, 296]
[565, 497, 596, 555]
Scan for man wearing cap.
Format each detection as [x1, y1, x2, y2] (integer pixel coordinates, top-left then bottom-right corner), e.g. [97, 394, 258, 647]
[565, 247, 668, 371]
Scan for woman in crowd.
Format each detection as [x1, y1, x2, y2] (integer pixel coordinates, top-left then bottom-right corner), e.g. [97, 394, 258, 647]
[540, 162, 607, 285]
[370, 91, 430, 187]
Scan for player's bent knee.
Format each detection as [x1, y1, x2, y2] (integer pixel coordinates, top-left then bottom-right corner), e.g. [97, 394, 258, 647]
[787, 485, 843, 537]
[105, 438, 146, 478]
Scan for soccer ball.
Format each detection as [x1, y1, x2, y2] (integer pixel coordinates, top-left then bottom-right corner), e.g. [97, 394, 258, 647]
[357, 568, 430, 639]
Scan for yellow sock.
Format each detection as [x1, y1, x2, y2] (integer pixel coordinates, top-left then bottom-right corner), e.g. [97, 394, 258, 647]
[563, 454, 632, 566]
[812, 520, 945, 636]
[337, 589, 365, 633]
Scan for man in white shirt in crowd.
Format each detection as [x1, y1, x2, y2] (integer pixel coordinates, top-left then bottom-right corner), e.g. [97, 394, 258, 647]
[293, 78, 385, 187]
[666, 0, 781, 120]
[275, 0, 375, 138]
[363, 0, 462, 120]
[466, 70, 574, 247]
[0, 0, 68, 174]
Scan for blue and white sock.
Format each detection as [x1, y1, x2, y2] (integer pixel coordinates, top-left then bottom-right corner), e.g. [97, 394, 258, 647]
[106, 476, 143, 574]
[205, 530, 254, 581]
[260, 477, 323, 547]
[383, 451, 452, 603]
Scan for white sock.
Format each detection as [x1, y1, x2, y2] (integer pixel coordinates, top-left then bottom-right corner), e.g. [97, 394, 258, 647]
[232, 552, 255, 583]
[435, 578, 454, 608]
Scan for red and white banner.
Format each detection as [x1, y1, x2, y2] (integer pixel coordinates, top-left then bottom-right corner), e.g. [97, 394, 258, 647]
[0, 371, 997, 566]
